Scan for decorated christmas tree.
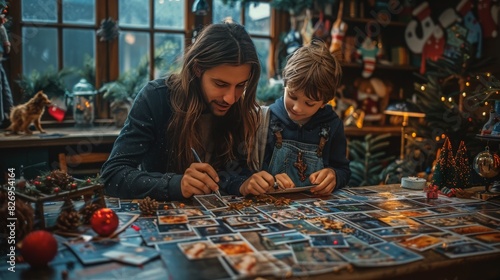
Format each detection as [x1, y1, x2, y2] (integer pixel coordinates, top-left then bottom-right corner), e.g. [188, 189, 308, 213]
[455, 140, 472, 189]
[432, 137, 457, 189]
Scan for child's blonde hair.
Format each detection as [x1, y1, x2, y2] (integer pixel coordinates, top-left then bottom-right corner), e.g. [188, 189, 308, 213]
[282, 39, 342, 103]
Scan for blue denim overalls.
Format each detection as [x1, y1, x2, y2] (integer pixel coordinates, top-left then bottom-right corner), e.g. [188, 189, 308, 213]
[267, 119, 330, 187]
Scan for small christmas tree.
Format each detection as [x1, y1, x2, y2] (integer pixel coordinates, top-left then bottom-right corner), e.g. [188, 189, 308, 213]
[432, 137, 457, 189]
[455, 140, 472, 189]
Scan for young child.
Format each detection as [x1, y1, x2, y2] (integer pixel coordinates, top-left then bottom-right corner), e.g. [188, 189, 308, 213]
[261, 39, 351, 196]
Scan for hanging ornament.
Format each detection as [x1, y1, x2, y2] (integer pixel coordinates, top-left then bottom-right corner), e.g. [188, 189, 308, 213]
[473, 147, 500, 178]
[20, 230, 58, 267]
[97, 17, 119, 42]
[91, 208, 119, 237]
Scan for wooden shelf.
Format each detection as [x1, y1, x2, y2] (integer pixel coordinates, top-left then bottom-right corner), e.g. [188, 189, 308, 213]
[344, 126, 401, 137]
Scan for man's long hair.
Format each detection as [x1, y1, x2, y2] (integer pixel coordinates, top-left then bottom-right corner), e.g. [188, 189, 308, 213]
[167, 22, 261, 173]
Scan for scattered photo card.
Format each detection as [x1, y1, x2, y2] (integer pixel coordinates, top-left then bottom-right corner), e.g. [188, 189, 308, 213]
[210, 208, 241, 217]
[239, 207, 259, 215]
[188, 217, 219, 227]
[228, 223, 266, 232]
[479, 209, 500, 220]
[105, 197, 121, 209]
[370, 226, 418, 238]
[469, 232, 500, 245]
[102, 245, 160, 266]
[260, 231, 309, 245]
[270, 250, 343, 277]
[308, 233, 348, 248]
[194, 194, 228, 210]
[268, 209, 308, 221]
[118, 202, 140, 213]
[260, 222, 295, 234]
[195, 224, 233, 237]
[290, 205, 319, 218]
[216, 241, 255, 256]
[433, 240, 498, 258]
[66, 239, 124, 265]
[398, 234, 443, 251]
[334, 236, 391, 265]
[222, 214, 268, 226]
[157, 208, 206, 217]
[158, 214, 189, 225]
[224, 252, 281, 277]
[367, 199, 426, 211]
[255, 204, 293, 213]
[281, 219, 325, 235]
[293, 246, 346, 265]
[178, 240, 221, 259]
[142, 230, 200, 246]
[416, 213, 477, 228]
[447, 224, 495, 235]
[410, 197, 453, 207]
[373, 242, 424, 265]
[157, 223, 191, 233]
[208, 234, 243, 244]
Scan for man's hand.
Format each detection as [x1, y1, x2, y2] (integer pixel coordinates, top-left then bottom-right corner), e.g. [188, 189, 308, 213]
[181, 163, 220, 198]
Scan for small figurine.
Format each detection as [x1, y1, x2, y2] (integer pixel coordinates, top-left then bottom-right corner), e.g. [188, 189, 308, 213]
[425, 184, 439, 199]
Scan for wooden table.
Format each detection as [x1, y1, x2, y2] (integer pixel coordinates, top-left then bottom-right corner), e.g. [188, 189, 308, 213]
[1, 185, 500, 280]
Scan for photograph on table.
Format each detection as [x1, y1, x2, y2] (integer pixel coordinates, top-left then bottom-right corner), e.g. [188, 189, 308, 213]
[290, 243, 346, 265]
[157, 214, 189, 225]
[282, 219, 326, 235]
[102, 245, 160, 266]
[260, 231, 309, 246]
[223, 252, 281, 278]
[398, 234, 444, 251]
[308, 233, 349, 248]
[372, 242, 424, 265]
[188, 217, 219, 227]
[433, 240, 499, 258]
[469, 232, 500, 245]
[194, 194, 228, 210]
[142, 230, 200, 246]
[334, 236, 392, 266]
[157, 223, 191, 233]
[215, 241, 256, 256]
[178, 240, 221, 260]
[222, 214, 269, 226]
[447, 224, 496, 235]
[195, 223, 233, 237]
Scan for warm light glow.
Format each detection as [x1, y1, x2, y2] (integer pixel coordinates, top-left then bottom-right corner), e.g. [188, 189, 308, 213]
[485, 101, 489, 106]
[441, 96, 445, 102]
[483, 111, 487, 116]
[420, 85, 426, 91]
[125, 33, 135, 45]
[487, 72, 491, 77]
[465, 81, 470, 87]
[462, 92, 466, 97]
[411, 132, 416, 137]
[441, 134, 446, 139]
[435, 136, 440, 141]
[448, 97, 453, 102]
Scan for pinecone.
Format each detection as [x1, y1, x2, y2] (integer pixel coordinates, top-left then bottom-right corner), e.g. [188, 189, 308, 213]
[0, 191, 34, 253]
[139, 196, 158, 216]
[56, 210, 81, 231]
[79, 203, 102, 224]
[56, 198, 81, 231]
[43, 170, 76, 191]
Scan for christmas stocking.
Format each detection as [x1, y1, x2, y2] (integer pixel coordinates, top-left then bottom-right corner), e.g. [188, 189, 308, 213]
[477, 0, 498, 38]
[356, 37, 380, 78]
[420, 26, 445, 74]
[301, 9, 314, 46]
[456, 0, 483, 57]
[405, 2, 436, 54]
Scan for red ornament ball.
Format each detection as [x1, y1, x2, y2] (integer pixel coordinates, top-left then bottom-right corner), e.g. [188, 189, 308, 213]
[91, 208, 119, 237]
[20, 230, 58, 267]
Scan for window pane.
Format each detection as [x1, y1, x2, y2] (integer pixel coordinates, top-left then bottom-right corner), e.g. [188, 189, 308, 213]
[22, 0, 57, 22]
[253, 38, 270, 88]
[63, 29, 95, 86]
[155, 0, 184, 30]
[119, 31, 150, 74]
[212, 0, 241, 23]
[119, 0, 149, 27]
[63, 0, 95, 24]
[245, 2, 270, 36]
[22, 27, 57, 75]
[154, 33, 184, 78]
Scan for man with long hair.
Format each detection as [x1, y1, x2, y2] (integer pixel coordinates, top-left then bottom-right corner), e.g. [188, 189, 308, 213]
[102, 22, 275, 200]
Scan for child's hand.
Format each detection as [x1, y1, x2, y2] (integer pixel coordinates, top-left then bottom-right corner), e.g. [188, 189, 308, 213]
[275, 173, 294, 190]
[240, 171, 275, 196]
[309, 168, 337, 195]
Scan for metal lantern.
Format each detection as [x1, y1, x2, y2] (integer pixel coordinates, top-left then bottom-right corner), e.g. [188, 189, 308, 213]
[72, 79, 97, 128]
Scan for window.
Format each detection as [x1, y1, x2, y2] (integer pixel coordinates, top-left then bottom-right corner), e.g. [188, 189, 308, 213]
[10, 0, 281, 119]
